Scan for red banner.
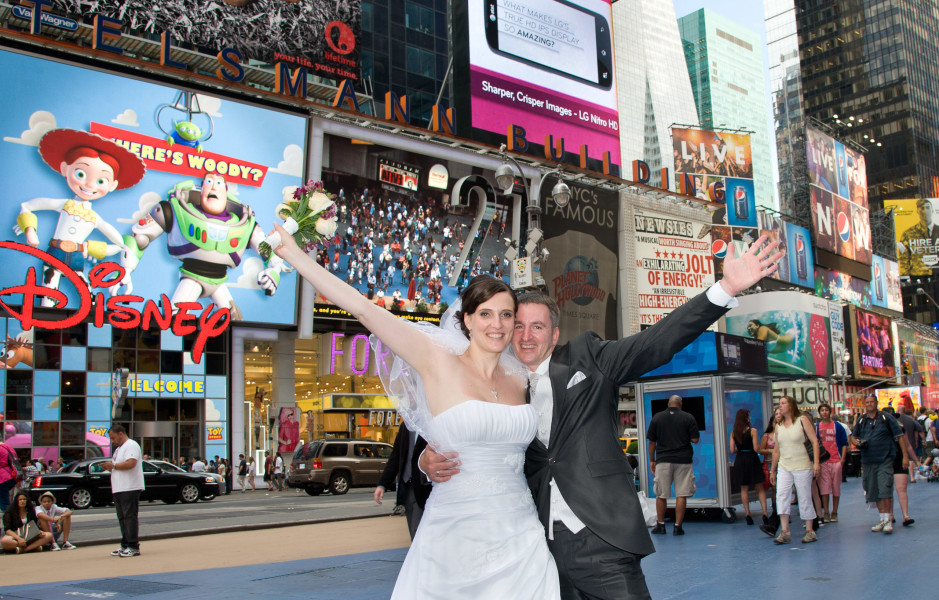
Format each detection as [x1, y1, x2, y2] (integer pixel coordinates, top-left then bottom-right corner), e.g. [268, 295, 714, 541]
[89, 122, 268, 187]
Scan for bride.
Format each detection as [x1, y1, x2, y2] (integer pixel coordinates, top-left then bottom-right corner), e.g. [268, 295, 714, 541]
[272, 224, 560, 599]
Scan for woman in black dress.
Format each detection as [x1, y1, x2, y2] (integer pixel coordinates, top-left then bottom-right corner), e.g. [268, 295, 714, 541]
[730, 409, 768, 525]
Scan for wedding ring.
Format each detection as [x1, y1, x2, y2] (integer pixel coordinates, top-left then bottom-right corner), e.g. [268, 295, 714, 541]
[435, 470, 439, 477]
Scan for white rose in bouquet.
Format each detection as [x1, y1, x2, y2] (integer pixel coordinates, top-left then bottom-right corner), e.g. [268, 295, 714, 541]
[315, 216, 338, 238]
[282, 186, 299, 203]
[307, 191, 334, 214]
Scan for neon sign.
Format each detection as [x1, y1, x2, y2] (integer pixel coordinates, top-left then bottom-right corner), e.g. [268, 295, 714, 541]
[0, 242, 229, 363]
[329, 332, 371, 375]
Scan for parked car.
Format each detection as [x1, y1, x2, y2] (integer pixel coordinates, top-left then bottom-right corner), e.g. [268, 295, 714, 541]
[27, 458, 220, 509]
[149, 460, 223, 500]
[288, 439, 393, 496]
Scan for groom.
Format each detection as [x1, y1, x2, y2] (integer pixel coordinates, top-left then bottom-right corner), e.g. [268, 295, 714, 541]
[426, 237, 779, 599]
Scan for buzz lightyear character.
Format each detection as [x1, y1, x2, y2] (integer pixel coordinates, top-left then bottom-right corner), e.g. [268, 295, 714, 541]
[16, 129, 146, 305]
[121, 173, 286, 321]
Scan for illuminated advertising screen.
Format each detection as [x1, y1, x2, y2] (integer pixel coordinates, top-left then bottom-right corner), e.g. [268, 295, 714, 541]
[815, 266, 872, 309]
[0, 50, 304, 336]
[724, 291, 831, 376]
[869, 255, 902, 312]
[32, 0, 361, 82]
[885, 198, 939, 276]
[849, 306, 895, 379]
[876, 387, 921, 411]
[896, 322, 939, 408]
[806, 126, 871, 265]
[672, 127, 755, 226]
[450, 0, 621, 170]
[312, 138, 512, 323]
[632, 208, 715, 328]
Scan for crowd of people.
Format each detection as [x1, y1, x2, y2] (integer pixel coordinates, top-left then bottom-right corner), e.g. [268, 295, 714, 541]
[313, 185, 508, 311]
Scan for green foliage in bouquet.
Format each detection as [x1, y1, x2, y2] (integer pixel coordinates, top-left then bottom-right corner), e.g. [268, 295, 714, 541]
[258, 180, 339, 260]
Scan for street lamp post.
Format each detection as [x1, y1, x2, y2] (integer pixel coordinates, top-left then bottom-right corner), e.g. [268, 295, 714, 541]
[835, 347, 851, 411]
[494, 144, 570, 290]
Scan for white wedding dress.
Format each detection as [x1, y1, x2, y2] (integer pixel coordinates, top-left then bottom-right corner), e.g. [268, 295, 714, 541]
[390, 399, 560, 600]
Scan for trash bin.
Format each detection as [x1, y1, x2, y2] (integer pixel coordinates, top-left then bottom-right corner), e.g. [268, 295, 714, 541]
[845, 450, 862, 477]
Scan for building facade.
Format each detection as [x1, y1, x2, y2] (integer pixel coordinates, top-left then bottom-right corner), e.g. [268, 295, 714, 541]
[678, 8, 776, 211]
[612, 0, 700, 173]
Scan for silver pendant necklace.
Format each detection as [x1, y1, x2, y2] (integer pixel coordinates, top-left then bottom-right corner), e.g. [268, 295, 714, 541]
[490, 387, 499, 401]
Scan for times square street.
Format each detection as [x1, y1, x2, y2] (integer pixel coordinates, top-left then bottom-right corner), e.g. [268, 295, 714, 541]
[0, 477, 932, 599]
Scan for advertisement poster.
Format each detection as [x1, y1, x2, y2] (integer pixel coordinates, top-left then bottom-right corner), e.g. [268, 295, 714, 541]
[806, 126, 871, 265]
[876, 387, 921, 411]
[850, 307, 895, 379]
[672, 127, 755, 225]
[885, 198, 939, 276]
[785, 223, 815, 289]
[756, 211, 789, 281]
[0, 50, 304, 331]
[633, 208, 715, 327]
[451, 0, 621, 170]
[897, 322, 939, 408]
[541, 183, 618, 342]
[829, 301, 847, 379]
[815, 266, 872, 309]
[869, 255, 902, 312]
[35, 0, 361, 82]
[724, 291, 831, 376]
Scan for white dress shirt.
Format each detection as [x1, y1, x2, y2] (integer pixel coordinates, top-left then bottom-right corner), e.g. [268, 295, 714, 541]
[530, 357, 587, 540]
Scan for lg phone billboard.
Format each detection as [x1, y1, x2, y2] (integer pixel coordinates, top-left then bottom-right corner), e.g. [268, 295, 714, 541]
[450, 0, 621, 171]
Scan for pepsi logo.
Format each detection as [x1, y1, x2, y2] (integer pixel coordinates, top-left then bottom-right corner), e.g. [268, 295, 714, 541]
[796, 236, 804, 252]
[837, 212, 851, 242]
[711, 239, 728, 258]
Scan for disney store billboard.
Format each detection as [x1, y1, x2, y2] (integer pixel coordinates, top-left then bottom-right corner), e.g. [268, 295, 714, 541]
[0, 50, 305, 359]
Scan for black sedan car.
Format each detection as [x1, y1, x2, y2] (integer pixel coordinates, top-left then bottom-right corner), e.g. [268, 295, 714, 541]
[27, 458, 220, 509]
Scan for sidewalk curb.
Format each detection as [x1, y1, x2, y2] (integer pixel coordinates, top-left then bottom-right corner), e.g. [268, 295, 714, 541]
[77, 512, 396, 547]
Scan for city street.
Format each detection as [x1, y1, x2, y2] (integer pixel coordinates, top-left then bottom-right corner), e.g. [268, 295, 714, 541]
[57, 488, 390, 546]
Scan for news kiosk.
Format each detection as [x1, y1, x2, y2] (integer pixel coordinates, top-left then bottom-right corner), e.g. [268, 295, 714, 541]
[635, 331, 771, 522]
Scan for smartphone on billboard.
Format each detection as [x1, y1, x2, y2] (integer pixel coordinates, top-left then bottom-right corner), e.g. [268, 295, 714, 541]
[484, 0, 613, 89]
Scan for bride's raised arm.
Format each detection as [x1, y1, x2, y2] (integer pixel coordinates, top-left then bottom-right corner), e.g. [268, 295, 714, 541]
[271, 223, 437, 376]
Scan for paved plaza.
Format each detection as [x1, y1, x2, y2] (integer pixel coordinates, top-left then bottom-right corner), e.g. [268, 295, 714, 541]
[2, 477, 932, 599]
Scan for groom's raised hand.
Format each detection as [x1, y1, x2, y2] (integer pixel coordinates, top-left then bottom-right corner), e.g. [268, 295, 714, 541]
[718, 234, 782, 297]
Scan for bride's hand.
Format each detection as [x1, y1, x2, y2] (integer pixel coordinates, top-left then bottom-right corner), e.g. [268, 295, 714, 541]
[271, 222, 302, 261]
[420, 447, 461, 483]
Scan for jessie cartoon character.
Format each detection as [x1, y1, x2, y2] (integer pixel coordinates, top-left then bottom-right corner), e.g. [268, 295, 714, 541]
[15, 128, 145, 305]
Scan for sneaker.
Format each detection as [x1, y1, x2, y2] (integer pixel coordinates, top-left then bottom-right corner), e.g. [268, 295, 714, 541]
[801, 530, 817, 543]
[823, 511, 830, 523]
[673, 524, 685, 536]
[117, 547, 140, 557]
[871, 520, 886, 532]
[762, 515, 770, 525]
[829, 512, 838, 523]
[773, 531, 791, 544]
[50, 542, 61, 551]
[62, 542, 77, 550]
[884, 521, 893, 534]
[111, 547, 125, 556]
[903, 517, 915, 527]
[650, 523, 666, 535]
[745, 515, 754, 525]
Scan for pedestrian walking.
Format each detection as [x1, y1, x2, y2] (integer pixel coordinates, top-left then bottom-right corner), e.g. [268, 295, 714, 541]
[851, 395, 908, 534]
[729, 409, 767, 525]
[816, 403, 849, 522]
[769, 396, 819, 544]
[237, 454, 248, 492]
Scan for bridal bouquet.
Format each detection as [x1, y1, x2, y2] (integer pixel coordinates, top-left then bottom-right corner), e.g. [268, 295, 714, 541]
[259, 180, 339, 260]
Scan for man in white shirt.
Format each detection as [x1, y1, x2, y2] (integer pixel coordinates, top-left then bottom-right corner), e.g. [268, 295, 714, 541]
[192, 457, 206, 473]
[102, 423, 144, 557]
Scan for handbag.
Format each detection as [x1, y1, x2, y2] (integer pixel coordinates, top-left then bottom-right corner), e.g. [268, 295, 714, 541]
[801, 420, 831, 463]
[638, 492, 657, 528]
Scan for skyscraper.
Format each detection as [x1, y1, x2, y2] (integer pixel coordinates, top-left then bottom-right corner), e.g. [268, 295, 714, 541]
[792, 0, 939, 211]
[765, 0, 809, 226]
[612, 0, 700, 174]
[678, 8, 776, 211]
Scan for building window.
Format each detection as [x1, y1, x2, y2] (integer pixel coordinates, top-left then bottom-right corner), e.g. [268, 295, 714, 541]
[405, 3, 434, 35]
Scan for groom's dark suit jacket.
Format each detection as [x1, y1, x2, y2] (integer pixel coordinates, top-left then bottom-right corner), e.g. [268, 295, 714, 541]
[524, 292, 729, 557]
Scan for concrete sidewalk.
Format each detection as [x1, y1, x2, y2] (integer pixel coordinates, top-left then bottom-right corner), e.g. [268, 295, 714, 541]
[2, 477, 934, 599]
